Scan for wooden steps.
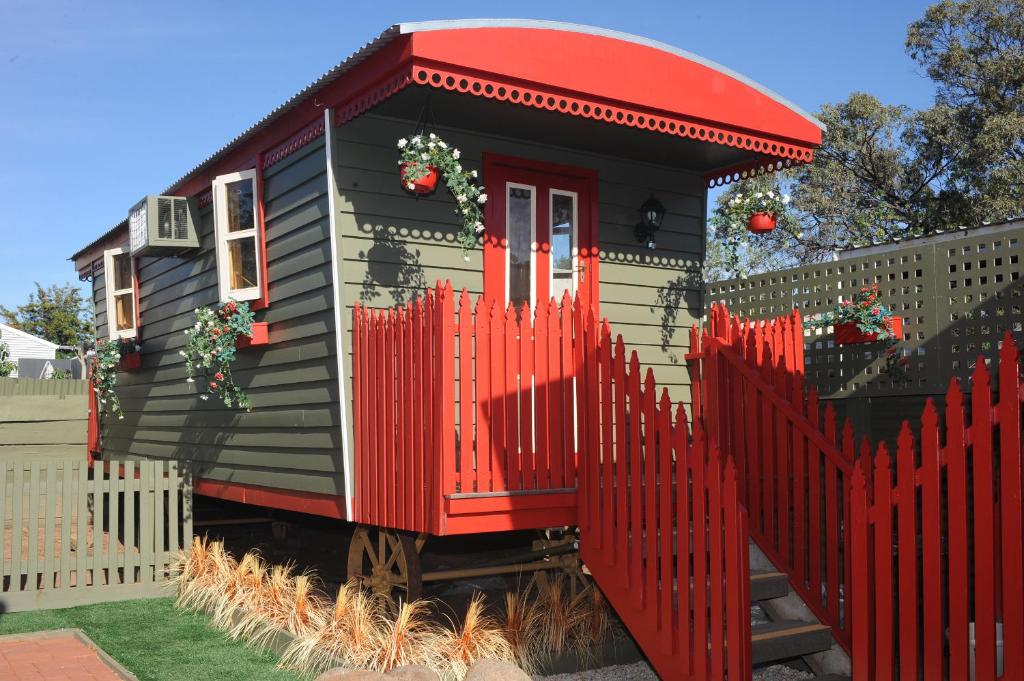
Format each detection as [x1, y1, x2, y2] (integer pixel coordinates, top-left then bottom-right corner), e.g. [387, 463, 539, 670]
[751, 620, 834, 665]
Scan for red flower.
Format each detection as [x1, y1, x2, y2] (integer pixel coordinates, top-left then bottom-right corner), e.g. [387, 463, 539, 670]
[211, 328, 221, 336]
[209, 381, 218, 389]
[871, 307, 881, 316]
[214, 372, 224, 381]
[899, 357, 909, 366]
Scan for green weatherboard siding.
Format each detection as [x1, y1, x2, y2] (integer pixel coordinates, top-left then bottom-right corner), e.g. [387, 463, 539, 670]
[94, 138, 344, 496]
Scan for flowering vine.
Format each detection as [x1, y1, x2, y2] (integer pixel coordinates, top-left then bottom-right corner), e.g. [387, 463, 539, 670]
[91, 338, 139, 419]
[181, 301, 254, 410]
[398, 133, 486, 256]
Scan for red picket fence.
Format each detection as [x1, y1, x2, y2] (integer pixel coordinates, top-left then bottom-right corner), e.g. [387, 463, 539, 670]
[689, 304, 861, 652]
[350, 282, 581, 535]
[850, 335, 1024, 681]
[577, 315, 751, 681]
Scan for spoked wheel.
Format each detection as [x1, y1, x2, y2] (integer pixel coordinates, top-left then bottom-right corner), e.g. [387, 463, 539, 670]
[347, 525, 424, 605]
[529, 529, 589, 596]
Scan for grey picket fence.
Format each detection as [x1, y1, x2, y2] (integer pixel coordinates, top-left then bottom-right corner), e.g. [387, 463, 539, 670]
[0, 458, 193, 612]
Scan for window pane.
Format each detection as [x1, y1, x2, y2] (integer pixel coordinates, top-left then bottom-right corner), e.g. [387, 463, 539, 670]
[113, 253, 132, 292]
[114, 293, 134, 332]
[551, 192, 576, 302]
[227, 237, 259, 291]
[225, 179, 255, 233]
[507, 186, 534, 309]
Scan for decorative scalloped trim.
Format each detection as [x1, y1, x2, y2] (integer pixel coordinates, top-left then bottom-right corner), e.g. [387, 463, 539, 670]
[334, 72, 415, 126]
[263, 118, 326, 168]
[408, 64, 815, 168]
[705, 155, 812, 188]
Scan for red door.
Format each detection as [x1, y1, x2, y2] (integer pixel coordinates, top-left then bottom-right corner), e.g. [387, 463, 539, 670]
[482, 154, 599, 313]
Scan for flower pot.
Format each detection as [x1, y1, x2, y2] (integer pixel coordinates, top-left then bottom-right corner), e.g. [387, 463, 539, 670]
[747, 212, 777, 234]
[834, 316, 903, 345]
[400, 163, 439, 195]
[118, 351, 142, 372]
[236, 322, 269, 349]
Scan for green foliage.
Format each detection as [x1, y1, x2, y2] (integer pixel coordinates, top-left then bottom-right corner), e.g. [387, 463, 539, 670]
[0, 340, 15, 377]
[50, 368, 73, 380]
[91, 338, 136, 419]
[398, 133, 486, 255]
[182, 300, 254, 411]
[711, 0, 1024, 277]
[0, 282, 93, 350]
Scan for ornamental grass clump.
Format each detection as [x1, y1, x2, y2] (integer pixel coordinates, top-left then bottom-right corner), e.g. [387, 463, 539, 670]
[398, 133, 486, 255]
[182, 300, 255, 410]
[440, 594, 516, 679]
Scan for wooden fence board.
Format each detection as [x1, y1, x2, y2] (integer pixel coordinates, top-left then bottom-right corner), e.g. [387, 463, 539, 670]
[0, 458, 192, 613]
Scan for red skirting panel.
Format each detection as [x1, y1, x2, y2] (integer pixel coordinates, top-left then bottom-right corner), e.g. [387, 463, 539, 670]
[193, 478, 347, 519]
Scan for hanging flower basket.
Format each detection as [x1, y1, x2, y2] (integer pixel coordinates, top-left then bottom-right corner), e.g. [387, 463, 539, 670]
[117, 350, 142, 372]
[834, 316, 903, 345]
[747, 212, 777, 234]
[400, 162, 440, 195]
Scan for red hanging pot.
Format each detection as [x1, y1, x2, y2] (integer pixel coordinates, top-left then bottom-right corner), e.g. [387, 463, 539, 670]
[747, 212, 777, 234]
[400, 163, 440, 195]
[834, 316, 903, 345]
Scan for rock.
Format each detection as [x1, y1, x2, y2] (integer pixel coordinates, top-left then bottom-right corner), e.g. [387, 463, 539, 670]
[314, 668, 387, 681]
[465, 659, 531, 681]
[387, 665, 441, 681]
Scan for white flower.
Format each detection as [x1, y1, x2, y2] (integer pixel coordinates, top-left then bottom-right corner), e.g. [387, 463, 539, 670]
[767, 191, 775, 199]
[406, 182, 416, 191]
[455, 163, 462, 172]
[186, 377, 195, 383]
[477, 193, 488, 204]
[463, 254, 470, 262]
[411, 135, 421, 144]
[755, 192, 763, 199]
[438, 141, 447, 149]
[456, 194, 467, 203]
[428, 133, 437, 140]
[199, 394, 209, 401]
[184, 330, 190, 335]
[453, 149, 461, 160]
[427, 142, 435, 149]
[420, 153, 430, 161]
[179, 351, 187, 357]
[796, 231, 804, 238]
[782, 195, 791, 205]
[470, 169, 478, 178]
[397, 138, 408, 148]
[475, 222, 485, 234]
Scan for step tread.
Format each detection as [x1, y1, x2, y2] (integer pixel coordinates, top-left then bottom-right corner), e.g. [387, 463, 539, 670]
[751, 620, 833, 665]
[749, 570, 789, 601]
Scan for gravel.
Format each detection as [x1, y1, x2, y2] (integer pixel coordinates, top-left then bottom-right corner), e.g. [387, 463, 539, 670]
[538, 662, 815, 680]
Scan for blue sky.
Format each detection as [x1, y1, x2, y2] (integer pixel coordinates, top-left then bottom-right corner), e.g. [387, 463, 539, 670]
[0, 0, 937, 312]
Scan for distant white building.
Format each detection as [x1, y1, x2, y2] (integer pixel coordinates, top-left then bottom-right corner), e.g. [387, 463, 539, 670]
[0, 323, 58, 378]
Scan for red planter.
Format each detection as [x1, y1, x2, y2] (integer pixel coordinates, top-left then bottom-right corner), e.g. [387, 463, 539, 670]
[834, 316, 903, 345]
[236, 322, 269, 349]
[400, 163, 440, 195]
[118, 351, 142, 372]
[747, 212, 777, 234]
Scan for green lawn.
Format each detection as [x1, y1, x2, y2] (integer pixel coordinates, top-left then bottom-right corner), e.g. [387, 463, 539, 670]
[0, 598, 301, 681]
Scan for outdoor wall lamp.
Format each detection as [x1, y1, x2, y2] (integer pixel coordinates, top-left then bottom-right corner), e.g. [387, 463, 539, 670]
[634, 193, 666, 250]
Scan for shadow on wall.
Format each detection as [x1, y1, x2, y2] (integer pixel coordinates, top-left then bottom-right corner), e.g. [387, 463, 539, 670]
[652, 269, 704, 364]
[358, 223, 427, 306]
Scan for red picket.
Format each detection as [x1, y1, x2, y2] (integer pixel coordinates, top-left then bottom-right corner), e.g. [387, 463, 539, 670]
[505, 304, 520, 491]
[919, 400, 942, 680]
[895, 422, 918, 681]
[547, 299, 564, 489]
[946, 380, 969, 681]
[628, 352, 643, 586]
[999, 334, 1024, 677]
[973, 360, 997, 681]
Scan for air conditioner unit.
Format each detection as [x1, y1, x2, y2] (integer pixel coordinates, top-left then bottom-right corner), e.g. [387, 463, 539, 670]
[128, 195, 199, 257]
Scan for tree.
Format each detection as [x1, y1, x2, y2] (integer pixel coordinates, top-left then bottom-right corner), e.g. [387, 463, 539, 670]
[708, 0, 1024, 279]
[0, 283, 94, 353]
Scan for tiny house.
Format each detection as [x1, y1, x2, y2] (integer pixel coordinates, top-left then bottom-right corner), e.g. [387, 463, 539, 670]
[71, 19, 821, 603]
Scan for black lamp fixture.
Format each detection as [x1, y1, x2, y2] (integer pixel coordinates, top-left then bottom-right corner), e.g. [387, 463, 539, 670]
[634, 193, 666, 250]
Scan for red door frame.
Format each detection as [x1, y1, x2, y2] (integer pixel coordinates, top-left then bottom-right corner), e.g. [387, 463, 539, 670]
[482, 153, 599, 314]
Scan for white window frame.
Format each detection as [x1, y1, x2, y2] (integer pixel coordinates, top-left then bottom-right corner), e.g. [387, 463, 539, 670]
[103, 246, 137, 340]
[504, 181, 537, 310]
[212, 168, 262, 303]
[548, 188, 579, 302]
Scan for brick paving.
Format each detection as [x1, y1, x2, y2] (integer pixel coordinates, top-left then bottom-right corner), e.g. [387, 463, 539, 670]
[0, 630, 132, 681]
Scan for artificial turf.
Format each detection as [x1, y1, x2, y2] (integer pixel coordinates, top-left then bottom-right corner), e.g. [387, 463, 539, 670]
[0, 597, 301, 681]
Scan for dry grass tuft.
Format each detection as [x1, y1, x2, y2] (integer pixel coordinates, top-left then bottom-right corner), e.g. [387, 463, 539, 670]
[500, 591, 542, 673]
[370, 599, 445, 673]
[440, 594, 516, 679]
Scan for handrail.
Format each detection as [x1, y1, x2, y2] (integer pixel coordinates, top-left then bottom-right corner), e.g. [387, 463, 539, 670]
[709, 337, 854, 475]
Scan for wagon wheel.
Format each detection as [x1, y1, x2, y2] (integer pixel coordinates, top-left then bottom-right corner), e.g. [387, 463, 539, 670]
[528, 530, 589, 597]
[347, 526, 424, 605]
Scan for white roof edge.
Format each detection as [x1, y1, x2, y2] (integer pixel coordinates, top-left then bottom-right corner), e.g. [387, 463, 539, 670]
[0, 323, 60, 349]
[398, 19, 825, 132]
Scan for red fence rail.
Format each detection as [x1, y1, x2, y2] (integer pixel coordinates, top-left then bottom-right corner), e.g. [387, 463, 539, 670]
[690, 304, 861, 652]
[351, 283, 582, 534]
[577, 313, 751, 681]
[851, 335, 1024, 681]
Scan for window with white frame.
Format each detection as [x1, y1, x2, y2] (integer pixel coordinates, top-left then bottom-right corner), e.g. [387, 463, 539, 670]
[212, 169, 261, 302]
[103, 247, 136, 339]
